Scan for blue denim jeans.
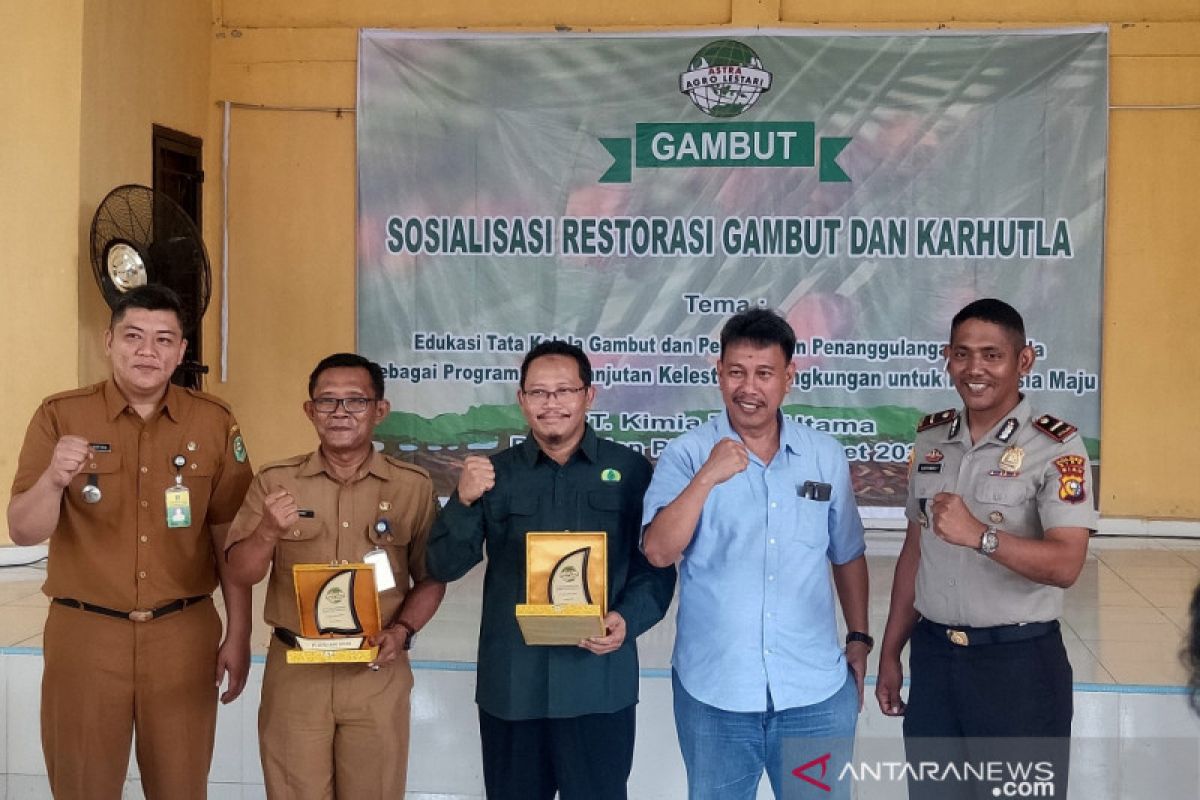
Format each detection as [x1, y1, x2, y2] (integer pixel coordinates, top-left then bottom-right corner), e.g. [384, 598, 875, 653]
[672, 669, 858, 800]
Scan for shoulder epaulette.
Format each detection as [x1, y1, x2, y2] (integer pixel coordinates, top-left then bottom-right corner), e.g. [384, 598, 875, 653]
[383, 454, 432, 479]
[260, 454, 309, 472]
[184, 387, 233, 414]
[917, 408, 958, 432]
[43, 382, 105, 405]
[1033, 414, 1078, 443]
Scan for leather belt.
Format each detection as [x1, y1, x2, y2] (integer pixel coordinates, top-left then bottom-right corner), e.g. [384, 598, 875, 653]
[53, 595, 209, 623]
[919, 617, 1058, 647]
[274, 627, 299, 648]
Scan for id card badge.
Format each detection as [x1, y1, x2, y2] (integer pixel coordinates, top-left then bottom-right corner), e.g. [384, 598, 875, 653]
[363, 548, 397, 593]
[165, 485, 192, 528]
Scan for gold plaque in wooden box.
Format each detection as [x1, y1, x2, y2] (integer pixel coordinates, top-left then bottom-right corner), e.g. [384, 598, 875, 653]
[516, 531, 607, 645]
[287, 563, 382, 664]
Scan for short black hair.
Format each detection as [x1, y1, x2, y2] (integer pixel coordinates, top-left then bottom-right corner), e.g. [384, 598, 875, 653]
[720, 307, 796, 360]
[109, 284, 186, 330]
[308, 353, 385, 400]
[520, 340, 592, 389]
[950, 298, 1027, 348]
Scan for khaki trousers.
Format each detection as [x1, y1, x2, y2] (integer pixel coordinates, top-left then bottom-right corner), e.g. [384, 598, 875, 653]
[42, 598, 222, 800]
[259, 637, 414, 799]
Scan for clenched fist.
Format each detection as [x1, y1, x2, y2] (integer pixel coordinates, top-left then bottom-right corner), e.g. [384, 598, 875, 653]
[697, 438, 750, 487]
[256, 489, 300, 543]
[46, 436, 90, 489]
[457, 456, 496, 506]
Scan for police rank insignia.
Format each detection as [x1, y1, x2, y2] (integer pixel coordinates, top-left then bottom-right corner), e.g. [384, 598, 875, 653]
[925, 449, 944, 463]
[1053, 455, 1087, 503]
[233, 434, 247, 463]
[600, 468, 622, 483]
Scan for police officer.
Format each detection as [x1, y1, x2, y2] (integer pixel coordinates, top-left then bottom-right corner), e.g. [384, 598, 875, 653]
[876, 298, 1098, 799]
[8, 284, 253, 799]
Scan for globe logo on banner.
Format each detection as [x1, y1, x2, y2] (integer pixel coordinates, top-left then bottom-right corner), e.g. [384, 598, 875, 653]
[679, 40, 773, 117]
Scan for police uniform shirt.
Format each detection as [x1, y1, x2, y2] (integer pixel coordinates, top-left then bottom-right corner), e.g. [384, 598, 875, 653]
[226, 450, 437, 631]
[11, 380, 253, 610]
[905, 397, 1098, 628]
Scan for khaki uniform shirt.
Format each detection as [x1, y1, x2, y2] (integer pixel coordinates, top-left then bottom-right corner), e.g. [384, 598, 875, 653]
[905, 397, 1098, 627]
[227, 450, 437, 631]
[12, 380, 253, 609]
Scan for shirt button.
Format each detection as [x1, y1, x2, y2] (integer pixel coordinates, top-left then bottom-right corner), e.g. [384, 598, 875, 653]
[139, 500, 149, 508]
[767, 574, 775, 581]
[292, 530, 301, 538]
[341, 521, 350, 528]
[141, 432, 150, 440]
[767, 612, 774, 619]
[140, 466, 148, 473]
[764, 648, 771, 655]
[90, 463, 98, 470]
[769, 538, 776, 545]
[139, 535, 148, 543]
[949, 579, 957, 587]
[137, 571, 147, 579]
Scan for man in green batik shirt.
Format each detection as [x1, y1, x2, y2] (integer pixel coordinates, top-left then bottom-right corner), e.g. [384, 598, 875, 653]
[428, 340, 676, 800]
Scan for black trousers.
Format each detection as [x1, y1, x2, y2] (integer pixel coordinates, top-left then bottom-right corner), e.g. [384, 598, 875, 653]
[902, 619, 1073, 799]
[479, 705, 636, 800]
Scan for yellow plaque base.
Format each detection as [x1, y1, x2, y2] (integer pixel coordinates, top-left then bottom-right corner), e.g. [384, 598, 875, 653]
[516, 603, 605, 645]
[285, 645, 380, 664]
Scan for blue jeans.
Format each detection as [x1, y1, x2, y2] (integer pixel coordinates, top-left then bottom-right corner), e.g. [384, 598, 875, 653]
[672, 669, 858, 800]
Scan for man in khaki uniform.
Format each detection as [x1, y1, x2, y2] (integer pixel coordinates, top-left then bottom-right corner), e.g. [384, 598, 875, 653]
[226, 352, 444, 799]
[7, 284, 254, 800]
[876, 298, 1097, 799]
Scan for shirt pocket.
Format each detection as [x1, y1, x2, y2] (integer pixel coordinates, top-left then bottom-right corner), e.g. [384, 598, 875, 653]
[277, 516, 328, 564]
[367, 511, 413, 548]
[177, 455, 220, 521]
[586, 488, 627, 535]
[68, 451, 122, 514]
[790, 494, 831, 548]
[365, 510, 413, 577]
[973, 479, 1033, 529]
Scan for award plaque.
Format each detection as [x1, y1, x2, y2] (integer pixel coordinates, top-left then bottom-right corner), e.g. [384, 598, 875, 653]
[516, 532, 607, 645]
[548, 547, 593, 605]
[287, 563, 382, 664]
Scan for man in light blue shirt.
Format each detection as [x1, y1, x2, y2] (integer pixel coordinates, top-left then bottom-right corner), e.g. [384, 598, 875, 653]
[643, 308, 869, 800]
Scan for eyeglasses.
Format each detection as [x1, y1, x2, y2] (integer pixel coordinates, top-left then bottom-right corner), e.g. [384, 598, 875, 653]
[521, 386, 587, 404]
[310, 397, 376, 414]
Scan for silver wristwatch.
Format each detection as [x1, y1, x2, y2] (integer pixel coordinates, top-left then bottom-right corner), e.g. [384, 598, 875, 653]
[979, 526, 1000, 555]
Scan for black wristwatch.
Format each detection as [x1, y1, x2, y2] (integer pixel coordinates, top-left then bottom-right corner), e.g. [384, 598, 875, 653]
[845, 631, 874, 652]
[394, 620, 416, 651]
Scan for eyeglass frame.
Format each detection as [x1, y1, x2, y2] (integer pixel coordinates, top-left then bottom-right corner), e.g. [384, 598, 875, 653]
[519, 386, 589, 404]
[308, 396, 378, 414]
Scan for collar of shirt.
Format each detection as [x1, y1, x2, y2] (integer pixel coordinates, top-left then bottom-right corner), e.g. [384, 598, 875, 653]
[103, 379, 184, 423]
[297, 449, 390, 483]
[517, 424, 599, 467]
[942, 396, 1033, 449]
[713, 410, 804, 465]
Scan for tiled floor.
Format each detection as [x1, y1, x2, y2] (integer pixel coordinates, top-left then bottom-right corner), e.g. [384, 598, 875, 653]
[1, 532, 1198, 798]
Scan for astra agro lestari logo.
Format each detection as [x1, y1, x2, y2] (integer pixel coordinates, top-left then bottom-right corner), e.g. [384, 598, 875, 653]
[598, 38, 850, 183]
[679, 39, 773, 118]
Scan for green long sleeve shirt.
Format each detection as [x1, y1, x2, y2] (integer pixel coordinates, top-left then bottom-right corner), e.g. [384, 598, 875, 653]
[427, 426, 677, 720]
